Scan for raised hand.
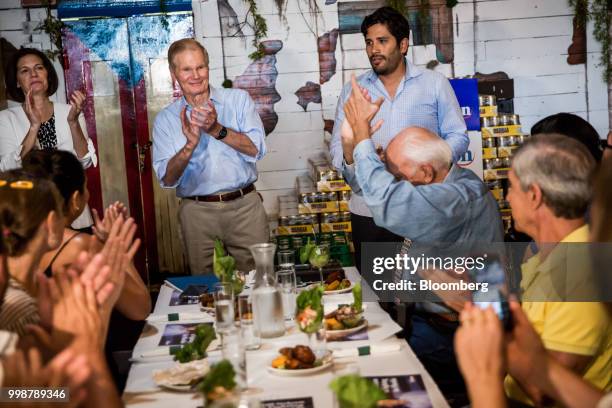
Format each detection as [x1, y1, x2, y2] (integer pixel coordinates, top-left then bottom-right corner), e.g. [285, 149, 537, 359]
[92, 201, 127, 244]
[180, 105, 201, 149]
[23, 89, 45, 129]
[455, 303, 506, 383]
[67, 90, 86, 124]
[99, 216, 141, 310]
[343, 74, 384, 143]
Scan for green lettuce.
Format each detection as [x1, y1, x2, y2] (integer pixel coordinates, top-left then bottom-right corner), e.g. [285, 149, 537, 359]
[329, 375, 387, 408]
[352, 282, 362, 313]
[213, 238, 243, 295]
[295, 285, 324, 333]
[173, 324, 217, 363]
[199, 360, 236, 401]
[299, 237, 316, 264]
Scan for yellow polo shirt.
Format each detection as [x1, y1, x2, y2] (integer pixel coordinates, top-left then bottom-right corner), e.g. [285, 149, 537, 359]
[505, 225, 612, 405]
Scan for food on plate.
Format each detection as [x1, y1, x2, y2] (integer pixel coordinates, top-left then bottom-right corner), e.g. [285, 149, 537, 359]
[325, 305, 364, 330]
[323, 270, 350, 291]
[271, 345, 317, 370]
[324, 283, 365, 331]
[199, 293, 215, 308]
[153, 358, 210, 387]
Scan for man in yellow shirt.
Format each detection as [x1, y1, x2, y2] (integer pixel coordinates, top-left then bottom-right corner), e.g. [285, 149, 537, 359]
[505, 134, 611, 405]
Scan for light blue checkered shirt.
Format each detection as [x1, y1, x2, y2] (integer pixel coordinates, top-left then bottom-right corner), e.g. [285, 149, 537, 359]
[152, 86, 266, 197]
[330, 58, 468, 217]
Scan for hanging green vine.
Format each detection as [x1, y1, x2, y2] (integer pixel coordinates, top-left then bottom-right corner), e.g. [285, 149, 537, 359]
[242, 0, 268, 60]
[36, 0, 65, 66]
[569, 0, 611, 84]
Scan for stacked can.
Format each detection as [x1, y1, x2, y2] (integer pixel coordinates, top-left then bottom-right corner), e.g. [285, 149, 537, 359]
[479, 95, 530, 233]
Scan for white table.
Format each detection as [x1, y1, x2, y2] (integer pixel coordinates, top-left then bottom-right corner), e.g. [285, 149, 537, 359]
[123, 268, 449, 408]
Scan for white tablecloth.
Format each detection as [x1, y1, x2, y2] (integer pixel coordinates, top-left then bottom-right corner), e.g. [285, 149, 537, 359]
[123, 268, 449, 408]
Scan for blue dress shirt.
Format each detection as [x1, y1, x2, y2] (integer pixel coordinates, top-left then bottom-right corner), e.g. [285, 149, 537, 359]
[330, 58, 468, 217]
[350, 139, 503, 243]
[152, 86, 266, 197]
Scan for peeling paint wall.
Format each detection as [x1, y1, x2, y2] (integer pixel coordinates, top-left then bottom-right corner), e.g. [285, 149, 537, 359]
[190, 0, 610, 216]
[1, 0, 610, 218]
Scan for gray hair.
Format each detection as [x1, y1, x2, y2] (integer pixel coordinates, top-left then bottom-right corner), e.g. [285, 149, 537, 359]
[512, 133, 595, 219]
[401, 130, 453, 173]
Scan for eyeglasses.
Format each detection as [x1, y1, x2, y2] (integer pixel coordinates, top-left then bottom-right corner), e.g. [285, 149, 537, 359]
[0, 180, 34, 189]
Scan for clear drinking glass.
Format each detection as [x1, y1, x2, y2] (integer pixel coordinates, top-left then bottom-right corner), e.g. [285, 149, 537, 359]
[221, 327, 247, 390]
[238, 295, 261, 350]
[277, 249, 295, 270]
[277, 269, 297, 321]
[213, 282, 235, 333]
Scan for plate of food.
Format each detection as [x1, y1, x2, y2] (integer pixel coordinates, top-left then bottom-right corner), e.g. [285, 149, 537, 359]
[267, 346, 332, 377]
[153, 358, 209, 392]
[321, 270, 353, 294]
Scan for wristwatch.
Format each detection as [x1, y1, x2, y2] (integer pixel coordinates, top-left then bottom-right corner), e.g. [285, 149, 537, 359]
[217, 126, 228, 140]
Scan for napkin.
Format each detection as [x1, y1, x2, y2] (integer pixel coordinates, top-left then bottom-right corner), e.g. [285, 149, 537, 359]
[332, 341, 402, 358]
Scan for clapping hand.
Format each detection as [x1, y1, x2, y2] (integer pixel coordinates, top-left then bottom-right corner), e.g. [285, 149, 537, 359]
[23, 89, 46, 129]
[92, 201, 128, 244]
[343, 74, 384, 144]
[67, 90, 86, 124]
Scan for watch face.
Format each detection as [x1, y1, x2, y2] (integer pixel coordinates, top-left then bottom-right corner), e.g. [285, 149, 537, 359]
[219, 127, 228, 139]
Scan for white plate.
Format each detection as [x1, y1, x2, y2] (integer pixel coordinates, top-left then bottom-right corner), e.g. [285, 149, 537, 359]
[158, 383, 199, 392]
[323, 282, 354, 295]
[267, 353, 333, 377]
[326, 320, 367, 339]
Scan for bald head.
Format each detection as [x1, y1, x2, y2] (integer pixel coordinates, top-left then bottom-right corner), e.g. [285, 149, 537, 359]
[385, 127, 453, 185]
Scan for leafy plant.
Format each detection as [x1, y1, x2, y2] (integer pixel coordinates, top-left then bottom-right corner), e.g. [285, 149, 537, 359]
[173, 324, 217, 363]
[569, 0, 611, 83]
[35, 0, 65, 66]
[329, 375, 387, 408]
[235, 0, 268, 61]
[213, 238, 244, 295]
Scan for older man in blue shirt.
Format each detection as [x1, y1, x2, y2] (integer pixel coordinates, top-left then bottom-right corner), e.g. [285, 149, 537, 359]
[152, 38, 268, 274]
[343, 73, 502, 402]
[330, 7, 468, 272]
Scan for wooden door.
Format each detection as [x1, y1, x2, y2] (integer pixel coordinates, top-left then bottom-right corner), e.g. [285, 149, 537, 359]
[61, 12, 193, 281]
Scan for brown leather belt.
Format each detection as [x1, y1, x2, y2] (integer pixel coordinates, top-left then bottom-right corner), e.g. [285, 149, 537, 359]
[184, 183, 255, 203]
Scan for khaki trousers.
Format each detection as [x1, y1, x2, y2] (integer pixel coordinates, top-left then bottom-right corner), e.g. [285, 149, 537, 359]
[178, 191, 269, 275]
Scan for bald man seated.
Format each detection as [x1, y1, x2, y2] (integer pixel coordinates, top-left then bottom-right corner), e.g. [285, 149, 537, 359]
[340, 75, 503, 401]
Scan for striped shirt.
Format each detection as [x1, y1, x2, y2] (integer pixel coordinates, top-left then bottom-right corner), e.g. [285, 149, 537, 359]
[330, 58, 468, 217]
[0, 279, 39, 337]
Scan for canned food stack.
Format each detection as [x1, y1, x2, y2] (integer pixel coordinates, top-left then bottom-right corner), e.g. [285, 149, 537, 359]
[273, 156, 355, 266]
[479, 96, 530, 233]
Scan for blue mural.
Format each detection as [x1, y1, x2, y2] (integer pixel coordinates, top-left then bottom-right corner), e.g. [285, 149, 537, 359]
[64, 14, 193, 88]
[58, 0, 191, 18]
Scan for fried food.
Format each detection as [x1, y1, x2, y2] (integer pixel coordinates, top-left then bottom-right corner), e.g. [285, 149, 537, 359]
[325, 317, 343, 331]
[293, 345, 316, 364]
[271, 345, 317, 369]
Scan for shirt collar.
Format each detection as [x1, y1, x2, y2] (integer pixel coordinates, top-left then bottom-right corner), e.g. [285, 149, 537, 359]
[366, 57, 425, 83]
[442, 164, 459, 183]
[560, 224, 589, 243]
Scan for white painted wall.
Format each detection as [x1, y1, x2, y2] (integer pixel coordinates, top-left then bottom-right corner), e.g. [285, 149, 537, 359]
[0, 0, 66, 105]
[2, 0, 609, 217]
[453, 0, 609, 138]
